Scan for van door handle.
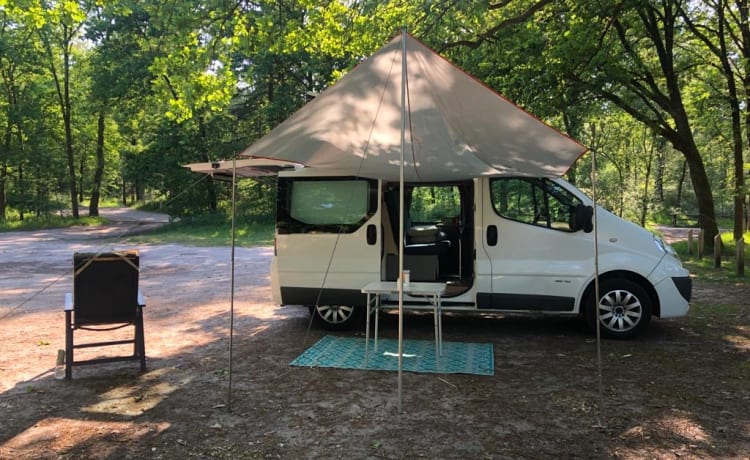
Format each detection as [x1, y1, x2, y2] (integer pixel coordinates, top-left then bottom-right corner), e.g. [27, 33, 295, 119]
[366, 224, 377, 245]
[486, 225, 498, 246]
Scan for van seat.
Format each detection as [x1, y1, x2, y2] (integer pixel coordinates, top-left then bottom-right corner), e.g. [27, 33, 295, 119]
[405, 225, 451, 255]
[382, 253, 440, 281]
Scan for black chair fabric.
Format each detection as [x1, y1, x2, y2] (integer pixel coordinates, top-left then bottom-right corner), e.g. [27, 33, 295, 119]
[65, 251, 146, 379]
[74, 252, 140, 325]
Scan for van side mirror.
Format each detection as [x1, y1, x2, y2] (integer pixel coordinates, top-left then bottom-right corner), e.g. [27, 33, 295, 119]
[571, 204, 594, 233]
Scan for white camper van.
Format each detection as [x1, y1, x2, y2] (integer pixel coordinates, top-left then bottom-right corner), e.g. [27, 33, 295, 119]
[271, 168, 691, 339]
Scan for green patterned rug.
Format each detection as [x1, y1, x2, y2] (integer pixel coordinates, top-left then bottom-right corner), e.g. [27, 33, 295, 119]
[290, 335, 494, 376]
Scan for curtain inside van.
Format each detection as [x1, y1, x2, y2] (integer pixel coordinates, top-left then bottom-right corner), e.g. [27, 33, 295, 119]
[290, 180, 369, 225]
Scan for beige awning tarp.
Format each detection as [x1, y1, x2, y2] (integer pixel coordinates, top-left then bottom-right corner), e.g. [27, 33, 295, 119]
[238, 33, 586, 181]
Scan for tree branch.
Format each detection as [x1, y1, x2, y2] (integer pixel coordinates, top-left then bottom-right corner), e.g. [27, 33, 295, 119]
[439, 0, 554, 52]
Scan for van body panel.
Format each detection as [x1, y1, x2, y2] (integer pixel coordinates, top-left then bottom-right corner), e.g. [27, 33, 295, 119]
[276, 228, 380, 289]
[270, 257, 281, 304]
[275, 176, 380, 307]
[474, 178, 493, 305]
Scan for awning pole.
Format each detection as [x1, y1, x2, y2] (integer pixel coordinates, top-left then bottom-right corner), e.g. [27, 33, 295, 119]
[591, 147, 604, 426]
[397, 28, 407, 413]
[227, 155, 237, 412]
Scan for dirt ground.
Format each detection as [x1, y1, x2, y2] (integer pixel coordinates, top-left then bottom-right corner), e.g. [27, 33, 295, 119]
[1, 212, 748, 459]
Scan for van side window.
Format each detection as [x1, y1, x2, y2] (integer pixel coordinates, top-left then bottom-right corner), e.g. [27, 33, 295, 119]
[277, 178, 377, 234]
[490, 178, 582, 231]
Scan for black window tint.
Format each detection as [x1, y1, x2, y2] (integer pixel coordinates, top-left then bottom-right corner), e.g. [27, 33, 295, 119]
[490, 178, 582, 231]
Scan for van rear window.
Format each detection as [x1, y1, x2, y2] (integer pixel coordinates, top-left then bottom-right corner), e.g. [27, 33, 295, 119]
[278, 178, 377, 233]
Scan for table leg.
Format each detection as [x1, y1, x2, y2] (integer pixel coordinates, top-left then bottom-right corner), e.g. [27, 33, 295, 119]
[365, 293, 372, 364]
[432, 299, 440, 362]
[374, 294, 380, 352]
[437, 294, 443, 355]
[433, 295, 440, 359]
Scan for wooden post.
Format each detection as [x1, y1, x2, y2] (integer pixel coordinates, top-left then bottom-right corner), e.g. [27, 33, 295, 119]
[737, 238, 745, 277]
[687, 229, 693, 257]
[713, 234, 721, 269]
[697, 230, 704, 259]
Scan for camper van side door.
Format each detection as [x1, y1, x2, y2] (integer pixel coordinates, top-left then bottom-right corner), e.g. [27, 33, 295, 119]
[275, 177, 380, 328]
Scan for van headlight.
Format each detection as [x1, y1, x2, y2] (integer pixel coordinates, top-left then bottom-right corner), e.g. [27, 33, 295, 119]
[654, 236, 678, 257]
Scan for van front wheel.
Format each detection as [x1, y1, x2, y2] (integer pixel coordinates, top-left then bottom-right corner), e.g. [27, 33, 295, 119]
[311, 304, 362, 331]
[585, 279, 652, 339]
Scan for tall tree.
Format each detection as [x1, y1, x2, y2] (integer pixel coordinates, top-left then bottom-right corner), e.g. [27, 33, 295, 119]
[680, 0, 745, 240]
[33, 0, 92, 219]
[579, 1, 719, 245]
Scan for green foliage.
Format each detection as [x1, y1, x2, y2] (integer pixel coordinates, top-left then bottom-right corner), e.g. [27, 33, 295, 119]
[409, 185, 461, 223]
[124, 214, 274, 247]
[0, 0, 747, 234]
[0, 214, 105, 232]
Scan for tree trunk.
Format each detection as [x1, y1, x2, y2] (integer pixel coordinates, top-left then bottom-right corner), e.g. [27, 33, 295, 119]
[1, 124, 9, 222]
[638, 3, 718, 247]
[63, 40, 78, 218]
[677, 160, 686, 206]
[721, 3, 746, 241]
[197, 115, 217, 212]
[18, 163, 24, 221]
[0, 162, 6, 222]
[654, 140, 665, 203]
[44, 23, 79, 219]
[78, 156, 85, 204]
[673, 112, 719, 245]
[683, 0, 744, 239]
[639, 135, 654, 227]
[562, 109, 581, 185]
[89, 111, 106, 217]
[683, 140, 719, 244]
[739, 0, 750, 234]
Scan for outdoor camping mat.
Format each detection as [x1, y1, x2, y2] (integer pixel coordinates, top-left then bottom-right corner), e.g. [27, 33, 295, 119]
[290, 335, 494, 376]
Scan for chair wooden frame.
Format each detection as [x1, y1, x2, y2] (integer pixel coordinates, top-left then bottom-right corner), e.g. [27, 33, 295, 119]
[64, 251, 146, 379]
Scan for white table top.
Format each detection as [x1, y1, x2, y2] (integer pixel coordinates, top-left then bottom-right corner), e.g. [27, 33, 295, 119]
[361, 281, 446, 296]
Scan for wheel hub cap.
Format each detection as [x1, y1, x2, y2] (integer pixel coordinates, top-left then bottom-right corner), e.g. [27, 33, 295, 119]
[599, 289, 642, 333]
[316, 305, 353, 324]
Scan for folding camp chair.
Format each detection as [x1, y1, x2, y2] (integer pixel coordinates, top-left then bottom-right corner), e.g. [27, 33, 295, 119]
[64, 251, 146, 379]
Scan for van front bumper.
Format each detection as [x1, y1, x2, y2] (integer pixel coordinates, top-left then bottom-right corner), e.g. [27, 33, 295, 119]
[653, 275, 691, 319]
[671, 276, 692, 302]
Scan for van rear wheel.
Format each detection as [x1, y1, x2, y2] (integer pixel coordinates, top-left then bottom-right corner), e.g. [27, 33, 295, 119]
[311, 304, 361, 331]
[585, 279, 652, 339]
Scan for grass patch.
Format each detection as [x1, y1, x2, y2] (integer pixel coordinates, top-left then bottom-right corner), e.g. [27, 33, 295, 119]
[0, 209, 273, 247]
[0, 215, 106, 232]
[680, 258, 750, 284]
[687, 302, 746, 323]
[669, 230, 750, 284]
[124, 215, 274, 247]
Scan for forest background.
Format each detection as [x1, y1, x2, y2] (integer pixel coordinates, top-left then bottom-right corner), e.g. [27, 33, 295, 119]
[1, 0, 748, 248]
